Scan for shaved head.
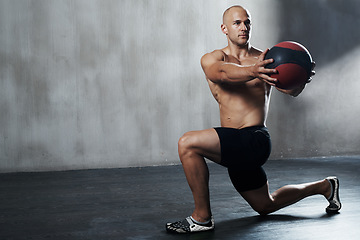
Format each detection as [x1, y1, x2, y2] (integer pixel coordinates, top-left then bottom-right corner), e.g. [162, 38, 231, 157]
[223, 5, 251, 24]
[221, 5, 252, 47]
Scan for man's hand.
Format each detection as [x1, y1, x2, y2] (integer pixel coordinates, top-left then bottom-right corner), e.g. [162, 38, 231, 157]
[251, 49, 278, 86]
[307, 61, 316, 83]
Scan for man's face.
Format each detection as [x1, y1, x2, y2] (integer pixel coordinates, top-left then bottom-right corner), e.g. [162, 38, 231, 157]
[222, 8, 251, 46]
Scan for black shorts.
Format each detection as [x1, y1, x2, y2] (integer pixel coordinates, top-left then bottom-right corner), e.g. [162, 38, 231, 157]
[214, 126, 271, 192]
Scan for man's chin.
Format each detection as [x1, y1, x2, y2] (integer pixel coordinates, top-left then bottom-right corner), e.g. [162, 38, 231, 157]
[236, 40, 250, 47]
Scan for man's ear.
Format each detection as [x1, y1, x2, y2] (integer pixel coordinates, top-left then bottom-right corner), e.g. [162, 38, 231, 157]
[221, 24, 228, 35]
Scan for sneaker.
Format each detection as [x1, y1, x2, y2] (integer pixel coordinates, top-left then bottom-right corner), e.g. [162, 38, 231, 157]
[166, 216, 214, 234]
[325, 176, 341, 213]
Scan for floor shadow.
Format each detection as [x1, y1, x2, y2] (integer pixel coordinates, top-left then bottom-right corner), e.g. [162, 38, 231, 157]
[209, 213, 338, 239]
[162, 213, 337, 240]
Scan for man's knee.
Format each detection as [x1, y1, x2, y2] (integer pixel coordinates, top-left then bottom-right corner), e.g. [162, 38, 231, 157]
[252, 202, 273, 216]
[178, 132, 198, 159]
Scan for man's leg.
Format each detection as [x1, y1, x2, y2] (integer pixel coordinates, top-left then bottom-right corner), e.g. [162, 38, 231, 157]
[177, 129, 221, 222]
[240, 179, 333, 215]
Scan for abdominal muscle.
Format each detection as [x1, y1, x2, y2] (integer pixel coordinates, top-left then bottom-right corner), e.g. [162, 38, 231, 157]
[209, 79, 271, 129]
[219, 104, 266, 129]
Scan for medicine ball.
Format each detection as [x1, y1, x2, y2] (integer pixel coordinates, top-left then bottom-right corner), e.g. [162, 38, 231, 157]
[265, 41, 313, 90]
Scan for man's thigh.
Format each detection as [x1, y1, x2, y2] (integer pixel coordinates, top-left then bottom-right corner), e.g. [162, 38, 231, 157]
[183, 128, 221, 164]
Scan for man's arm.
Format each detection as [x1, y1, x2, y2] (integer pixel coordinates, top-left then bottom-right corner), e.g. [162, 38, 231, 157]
[276, 84, 306, 97]
[200, 49, 278, 85]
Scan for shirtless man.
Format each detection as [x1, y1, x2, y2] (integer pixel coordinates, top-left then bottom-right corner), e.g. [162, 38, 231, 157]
[166, 5, 341, 234]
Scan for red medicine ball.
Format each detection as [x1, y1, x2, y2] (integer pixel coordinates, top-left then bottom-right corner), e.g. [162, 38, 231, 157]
[265, 41, 313, 90]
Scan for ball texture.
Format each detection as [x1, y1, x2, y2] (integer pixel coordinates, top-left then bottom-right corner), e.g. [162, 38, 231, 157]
[265, 41, 313, 90]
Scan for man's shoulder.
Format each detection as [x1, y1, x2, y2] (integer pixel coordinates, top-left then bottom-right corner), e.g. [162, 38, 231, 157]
[204, 49, 226, 59]
[201, 49, 226, 66]
[249, 46, 263, 56]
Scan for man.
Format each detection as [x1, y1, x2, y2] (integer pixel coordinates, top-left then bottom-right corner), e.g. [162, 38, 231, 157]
[166, 5, 341, 234]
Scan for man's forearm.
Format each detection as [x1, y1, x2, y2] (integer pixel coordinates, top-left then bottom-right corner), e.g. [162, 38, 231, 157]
[276, 84, 306, 97]
[218, 62, 255, 84]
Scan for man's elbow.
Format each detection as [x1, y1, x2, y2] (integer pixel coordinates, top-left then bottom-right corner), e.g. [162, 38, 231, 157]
[207, 71, 227, 84]
[290, 91, 301, 97]
[290, 84, 306, 97]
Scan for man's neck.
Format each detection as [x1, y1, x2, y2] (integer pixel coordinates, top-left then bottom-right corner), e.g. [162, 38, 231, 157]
[228, 42, 252, 58]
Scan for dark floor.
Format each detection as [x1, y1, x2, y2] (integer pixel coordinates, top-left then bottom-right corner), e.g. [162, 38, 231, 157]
[1, 156, 360, 240]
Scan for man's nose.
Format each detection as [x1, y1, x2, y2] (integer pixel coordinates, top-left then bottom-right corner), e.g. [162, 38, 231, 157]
[240, 23, 248, 31]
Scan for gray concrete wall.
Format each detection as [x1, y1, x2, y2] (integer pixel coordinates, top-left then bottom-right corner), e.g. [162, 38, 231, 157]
[1, 0, 359, 172]
[267, 1, 360, 158]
